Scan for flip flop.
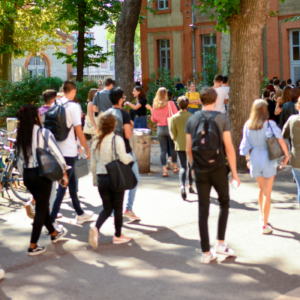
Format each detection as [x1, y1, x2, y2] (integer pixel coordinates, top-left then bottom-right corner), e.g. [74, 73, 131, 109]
[173, 168, 180, 174]
[162, 172, 169, 177]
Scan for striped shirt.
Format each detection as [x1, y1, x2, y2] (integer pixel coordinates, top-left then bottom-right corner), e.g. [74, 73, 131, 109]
[17, 125, 66, 171]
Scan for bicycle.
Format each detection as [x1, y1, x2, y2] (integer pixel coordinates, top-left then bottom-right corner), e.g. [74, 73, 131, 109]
[0, 129, 32, 202]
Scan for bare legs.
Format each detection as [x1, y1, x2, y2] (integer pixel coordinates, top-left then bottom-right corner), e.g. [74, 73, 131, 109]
[256, 176, 275, 226]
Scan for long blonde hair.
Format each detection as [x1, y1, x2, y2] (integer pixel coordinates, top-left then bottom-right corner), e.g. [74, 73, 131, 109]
[153, 87, 168, 109]
[248, 99, 269, 130]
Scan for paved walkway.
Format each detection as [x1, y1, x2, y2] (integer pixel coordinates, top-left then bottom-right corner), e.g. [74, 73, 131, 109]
[0, 143, 300, 299]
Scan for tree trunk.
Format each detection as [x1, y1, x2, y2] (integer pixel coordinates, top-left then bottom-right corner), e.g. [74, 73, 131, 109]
[115, 0, 142, 102]
[76, 1, 87, 82]
[0, 19, 14, 81]
[228, 0, 269, 172]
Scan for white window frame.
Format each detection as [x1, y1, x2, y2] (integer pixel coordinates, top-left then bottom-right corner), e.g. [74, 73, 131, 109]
[158, 0, 169, 11]
[158, 39, 170, 71]
[28, 56, 46, 77]
[289, 29, 300, 86]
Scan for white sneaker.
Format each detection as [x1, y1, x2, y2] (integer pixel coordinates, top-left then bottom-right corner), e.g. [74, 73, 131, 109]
[201, 250, 217, 264]
[262, 225, 273, 234]
[76, 211, 94, 225]
[89, 227, 99, 249]
[113, 234, 131, 244]
[53, 221, 63, 231]
[214, 242, 235, 256]
[0, 269, 5, 280]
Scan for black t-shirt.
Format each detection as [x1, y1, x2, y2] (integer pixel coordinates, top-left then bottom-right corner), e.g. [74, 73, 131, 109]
[176, 83, 184, 91]
[267, 99, 276, 121]
[135, 98, 147, 117]
[118, 108, 132, 153]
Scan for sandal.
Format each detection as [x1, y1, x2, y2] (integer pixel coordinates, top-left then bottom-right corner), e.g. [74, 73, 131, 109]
[162, 172, 169, 177]
[173, 168, 180, 174]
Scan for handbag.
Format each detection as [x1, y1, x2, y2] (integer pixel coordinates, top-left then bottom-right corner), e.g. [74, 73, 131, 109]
[105, 136, 137, 192]
[75, 157, 89, 180]
[83, 114, 95, 135]
[266, 121, 284, 160]
[36, 129, 64, 181]
[167, 102, 174, 139]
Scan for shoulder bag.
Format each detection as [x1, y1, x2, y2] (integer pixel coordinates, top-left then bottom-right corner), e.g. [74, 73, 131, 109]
[167, 102, 175, 139]
[36, 129, 64, 181]
[105, 136, 137, 192]
[83, 113, 98, 135]
[266, 121, 284, 160]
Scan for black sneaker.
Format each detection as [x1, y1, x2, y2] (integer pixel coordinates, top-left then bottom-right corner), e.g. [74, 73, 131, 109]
[51, 228, 67, 244]
[181, 188, 187, 200]
[28, 245, 46, 256]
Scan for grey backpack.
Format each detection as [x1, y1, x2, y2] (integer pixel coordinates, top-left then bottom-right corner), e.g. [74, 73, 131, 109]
[106, 108, 124, 138]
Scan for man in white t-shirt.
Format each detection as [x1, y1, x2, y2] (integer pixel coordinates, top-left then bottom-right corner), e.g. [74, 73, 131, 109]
[213, 74, 229, 114]
[50, 81, 93, 225]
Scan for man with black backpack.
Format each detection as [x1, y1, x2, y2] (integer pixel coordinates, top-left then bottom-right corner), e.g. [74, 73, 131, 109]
[46, 81, 93, 225]
[107, 88, 141, 221]
[186, 87, 240, 264]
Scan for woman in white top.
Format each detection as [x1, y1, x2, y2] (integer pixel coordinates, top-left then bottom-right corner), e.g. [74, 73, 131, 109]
[16, 104, 69, 256]
[90, 113, 133, 248]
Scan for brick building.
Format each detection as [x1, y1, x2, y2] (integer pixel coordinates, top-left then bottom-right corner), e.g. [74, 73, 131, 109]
[141, 0, 300, 88]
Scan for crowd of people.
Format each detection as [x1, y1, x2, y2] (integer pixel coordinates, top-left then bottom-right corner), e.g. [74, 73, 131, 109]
[0, 72, 299, 283]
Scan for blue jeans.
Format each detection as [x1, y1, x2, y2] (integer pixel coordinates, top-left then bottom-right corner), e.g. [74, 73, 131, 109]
[187, 107, 199, 114]
[50, 157, 84, 222]
[125, 153, 139, 211]
[292, 168, 300, 205]
[134, 116, 147, 128]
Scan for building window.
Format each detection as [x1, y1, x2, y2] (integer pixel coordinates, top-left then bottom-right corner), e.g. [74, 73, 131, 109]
[28, 56, 46, 77]
[292, 31, 300, 61]
[72, 33, 78, 50]
[158, 39, 170, 71]
[158, 0, 169, 10]
[202, 34, 217, 67]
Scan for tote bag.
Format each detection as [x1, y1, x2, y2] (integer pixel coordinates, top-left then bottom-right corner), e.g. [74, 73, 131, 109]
[266, 121, 284, 160]
[36, 129, 63, 181]
[105, 136, 137, 192]
[167, 102, 174, 139]
[83, 114, 96, 135]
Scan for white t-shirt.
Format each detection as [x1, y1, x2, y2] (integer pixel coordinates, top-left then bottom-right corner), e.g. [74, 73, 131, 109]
[214, 87, 229, 114]
[223, 86, 230, 99]
[56, 97, 82, 157]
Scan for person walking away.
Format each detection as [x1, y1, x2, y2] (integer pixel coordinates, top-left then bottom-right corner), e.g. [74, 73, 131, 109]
[279, 87, 300, 129]
[175, 78, 185, 91]
[107, 88, 141, 221]
[25, 90, 58, 219]
[170, 96, 194, 200]
[185, 83, 200, 114]
[282, 97, 300, 207]
[263, 89, 276, 121]
[273, 78, 280, 93]
[186, 88, 240, 264]
[273, 89, 283, 124]
[280, 81, 287, 90]
[213, 74, 229, 114]
[147, 87, 179, 177]
[85, 88, 98, 133]
[222, 76, 230, 113]
[287, 78, 294, 88]
[125, 86, 148, 129]
[89, 113, 133, 248]
[240, 99, 289, 234]
[50, 81, 93, 225]
[16, 105, 69, 255]
[93, 78, 114, 114]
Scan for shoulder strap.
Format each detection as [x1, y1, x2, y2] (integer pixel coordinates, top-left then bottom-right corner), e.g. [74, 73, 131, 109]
[208, 111, 220, 121]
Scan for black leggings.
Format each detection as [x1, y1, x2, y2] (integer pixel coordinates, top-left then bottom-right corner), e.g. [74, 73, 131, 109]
[195, 166, 230, 252]
[177, 151, 193, 187]
[96, 174, 125, 237]
[24, 168, 55, 244]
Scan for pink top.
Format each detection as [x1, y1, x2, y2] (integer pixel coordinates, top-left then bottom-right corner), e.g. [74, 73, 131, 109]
[151, 101, 178, 126]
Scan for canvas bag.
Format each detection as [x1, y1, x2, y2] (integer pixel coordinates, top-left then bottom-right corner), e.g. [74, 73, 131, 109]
[167, 102, 174, 139]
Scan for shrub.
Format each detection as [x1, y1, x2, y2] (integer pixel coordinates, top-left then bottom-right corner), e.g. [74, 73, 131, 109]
[0, 76, 98, 118]
[0, 75, 63, 118]
[75, 80, 98, 112]
[147, 68, 186, 106]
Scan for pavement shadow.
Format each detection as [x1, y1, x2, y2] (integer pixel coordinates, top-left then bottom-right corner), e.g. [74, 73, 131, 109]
[270, 225, 300, 242]
[210, 197, 258, 211]
[219, 258, 300, 295]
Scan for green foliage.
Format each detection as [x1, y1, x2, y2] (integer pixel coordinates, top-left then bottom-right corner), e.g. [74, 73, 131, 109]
[75, 80, 98, 112]
[147, 68, 186, 105]
[0, 75, 63, 118]
[0, 76, 99, 118]
[195, 46, 230, 88]
[260, 75, 269, 97]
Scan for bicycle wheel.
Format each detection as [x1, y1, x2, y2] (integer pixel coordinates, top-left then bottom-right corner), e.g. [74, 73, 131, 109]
[8, 160, 33, 202]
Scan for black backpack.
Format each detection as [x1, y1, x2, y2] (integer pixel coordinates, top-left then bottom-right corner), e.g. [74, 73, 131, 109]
[44, 100, 72, 142]
[191, 111, 225, 173]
